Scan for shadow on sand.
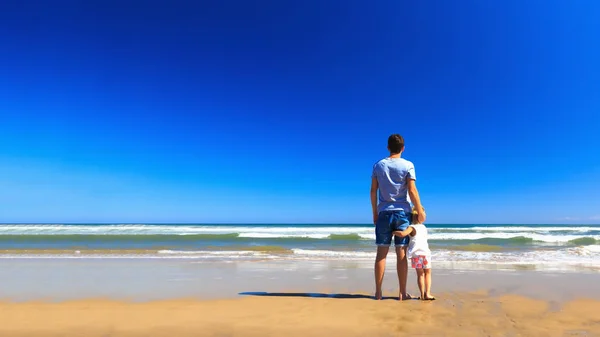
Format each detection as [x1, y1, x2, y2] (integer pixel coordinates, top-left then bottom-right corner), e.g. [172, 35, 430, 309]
[239, 292, 402, 300]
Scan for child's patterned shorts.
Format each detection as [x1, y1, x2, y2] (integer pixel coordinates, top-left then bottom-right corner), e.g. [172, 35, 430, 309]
[411, 255, 431, 269]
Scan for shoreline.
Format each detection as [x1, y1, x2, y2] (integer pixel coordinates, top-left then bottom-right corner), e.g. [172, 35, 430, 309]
[1, 223, 598, 277]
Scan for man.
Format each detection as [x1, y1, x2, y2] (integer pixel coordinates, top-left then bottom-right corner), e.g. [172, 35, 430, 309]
[370, 134, 426, 300]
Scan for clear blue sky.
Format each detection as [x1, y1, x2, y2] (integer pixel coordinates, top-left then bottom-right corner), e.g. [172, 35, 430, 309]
[1, 0, 599, 224]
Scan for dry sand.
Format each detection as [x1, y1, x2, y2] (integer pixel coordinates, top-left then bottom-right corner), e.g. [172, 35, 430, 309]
[1, 292, 599, 337]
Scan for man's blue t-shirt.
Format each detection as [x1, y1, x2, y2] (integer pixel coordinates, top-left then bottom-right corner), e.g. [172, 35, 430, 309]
[371, 157, 416, 214]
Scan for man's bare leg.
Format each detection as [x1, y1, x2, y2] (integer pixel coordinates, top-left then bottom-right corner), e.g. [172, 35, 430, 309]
[395, 246, 409, 300]
[374, 246, 389, 300]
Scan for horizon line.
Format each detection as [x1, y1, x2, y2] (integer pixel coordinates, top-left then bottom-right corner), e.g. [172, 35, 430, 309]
[1, 222, 599, 226]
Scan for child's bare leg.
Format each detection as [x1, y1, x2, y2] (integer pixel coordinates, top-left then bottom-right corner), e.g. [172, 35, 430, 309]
[416, 268, 425, 299]
[424, 268, 435, 300]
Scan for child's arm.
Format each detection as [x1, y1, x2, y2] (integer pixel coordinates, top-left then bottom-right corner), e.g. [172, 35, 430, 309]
[392, 226, 415, 238]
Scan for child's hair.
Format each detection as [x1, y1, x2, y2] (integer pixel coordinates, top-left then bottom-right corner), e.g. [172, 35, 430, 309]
[411, 206, 425, 224]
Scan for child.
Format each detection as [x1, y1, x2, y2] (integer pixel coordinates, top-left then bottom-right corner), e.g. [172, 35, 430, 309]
[393, 208, 435, 300]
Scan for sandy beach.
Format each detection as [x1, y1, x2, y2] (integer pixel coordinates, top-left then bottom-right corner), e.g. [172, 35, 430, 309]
[1, 258, 599, 336]
[1, 293, 599, 337]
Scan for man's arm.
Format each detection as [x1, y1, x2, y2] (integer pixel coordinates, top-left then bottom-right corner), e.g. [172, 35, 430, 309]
[370, 177, 379, 225]
[407, 179, 426, 223]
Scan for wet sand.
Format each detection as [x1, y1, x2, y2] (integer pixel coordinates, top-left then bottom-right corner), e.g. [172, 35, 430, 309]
[1, 258, 599, 302]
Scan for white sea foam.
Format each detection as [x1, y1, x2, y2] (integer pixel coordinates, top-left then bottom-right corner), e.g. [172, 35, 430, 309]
[291, 249, 374, 258]
[0, 250, 278, 260]
[0, 224, 372, 236]
[585, 245, 600, 253]
[238, 233, 331, 239]
[438, 226, 598, 232]
[572, 245, 600, 255]
[290, 248, 600, 271]
[0, 225, 597, 245]
[428, 232, 600, 243]
[157, 250, 267, 256]
[2, 247, 599, 272]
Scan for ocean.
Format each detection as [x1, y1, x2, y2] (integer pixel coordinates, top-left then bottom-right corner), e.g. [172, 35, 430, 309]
[1, 224, 599, 272]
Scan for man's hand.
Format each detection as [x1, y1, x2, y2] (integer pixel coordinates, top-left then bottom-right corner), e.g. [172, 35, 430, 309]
[417, 208, 426, 223]
[373, 213, 378, 226]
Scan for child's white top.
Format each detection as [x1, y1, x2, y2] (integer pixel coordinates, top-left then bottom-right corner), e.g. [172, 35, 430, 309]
[408, 224, 431, 257]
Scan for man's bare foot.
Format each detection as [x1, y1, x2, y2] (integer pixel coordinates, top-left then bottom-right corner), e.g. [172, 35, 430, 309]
[398, 293, 413, 301]
[375, 290, 382, 300]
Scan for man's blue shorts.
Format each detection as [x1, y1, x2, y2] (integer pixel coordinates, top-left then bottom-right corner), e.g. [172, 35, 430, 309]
[375, 210, 412, 246]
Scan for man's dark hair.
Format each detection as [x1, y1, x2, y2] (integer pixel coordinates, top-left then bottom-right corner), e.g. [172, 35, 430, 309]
[388, 134, 405, 154]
